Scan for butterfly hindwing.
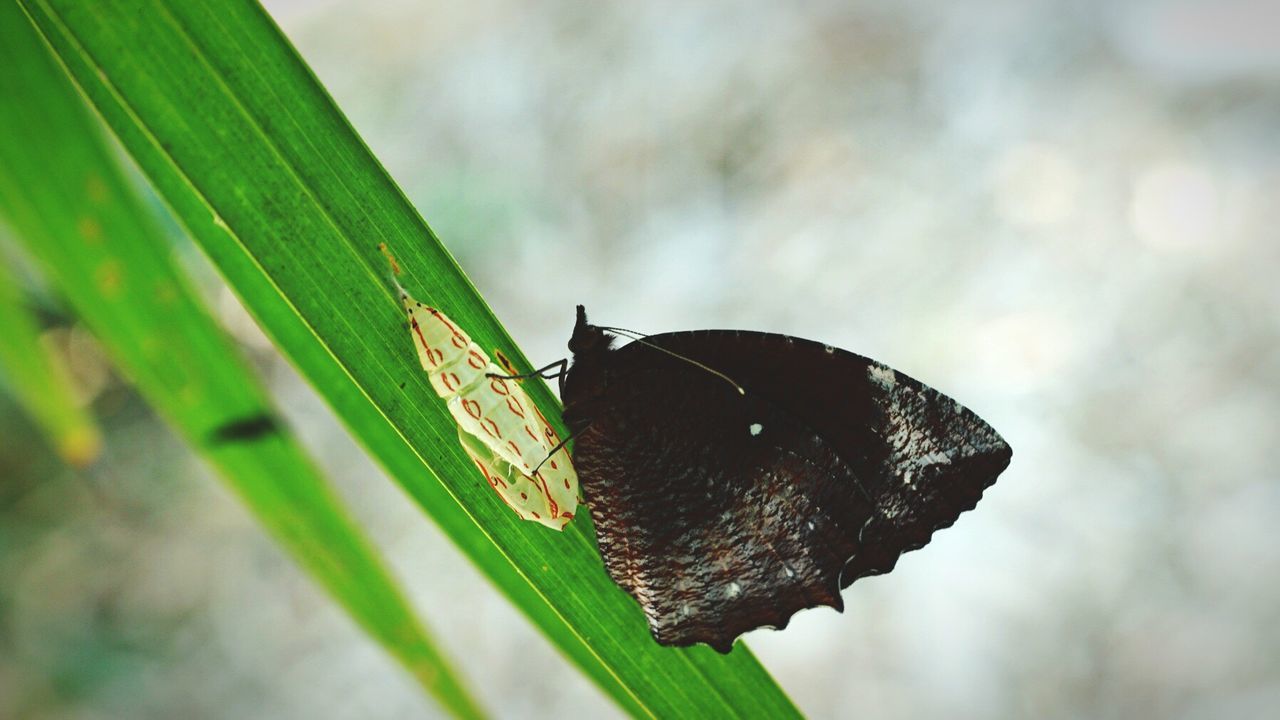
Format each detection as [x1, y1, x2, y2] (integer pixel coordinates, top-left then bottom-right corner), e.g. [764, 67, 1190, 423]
[573, 358, 872, 651]
[564, 313, 1011, 652]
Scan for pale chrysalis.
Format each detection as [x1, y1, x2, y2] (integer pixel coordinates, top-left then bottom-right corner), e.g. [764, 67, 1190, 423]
[381, 245, 578, 529]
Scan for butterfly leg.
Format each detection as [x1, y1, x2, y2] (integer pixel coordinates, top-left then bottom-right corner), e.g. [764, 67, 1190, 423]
[487, 358, 570, 395]
[531, 427, 583, 475]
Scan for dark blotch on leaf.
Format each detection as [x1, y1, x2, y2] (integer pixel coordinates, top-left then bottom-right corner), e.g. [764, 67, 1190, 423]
[208, 413, 280, 445]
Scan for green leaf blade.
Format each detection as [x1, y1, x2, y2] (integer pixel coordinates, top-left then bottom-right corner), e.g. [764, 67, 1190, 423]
[0, 259, 102, 466]
[0, 7, 485, 718]
[18, 0, 802, 716]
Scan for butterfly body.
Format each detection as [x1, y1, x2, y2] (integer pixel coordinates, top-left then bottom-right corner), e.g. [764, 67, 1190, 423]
[403, 298, 577, 529]
[563, 306, 1011, 651]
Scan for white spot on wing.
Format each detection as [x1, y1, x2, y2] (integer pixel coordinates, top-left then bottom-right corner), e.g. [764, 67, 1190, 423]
[749, 422, 763, 436]
[726, 581, 742, 598]
[867, 363, 897, 389]
[918, 450, 953, 466]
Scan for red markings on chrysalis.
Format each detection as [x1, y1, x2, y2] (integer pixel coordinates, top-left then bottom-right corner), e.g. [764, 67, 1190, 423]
[412, 325, 442, 368]
[463, 399, 482, 419]
[507, 396, 526, 418]
[532, 475, 560, 517]
[473, 459, 507, 489]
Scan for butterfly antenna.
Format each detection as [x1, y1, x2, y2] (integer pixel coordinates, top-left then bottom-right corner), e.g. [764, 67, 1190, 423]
[597, 325, 745, 396]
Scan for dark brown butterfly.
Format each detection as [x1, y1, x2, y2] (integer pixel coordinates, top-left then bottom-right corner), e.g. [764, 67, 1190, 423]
[555, 306, 1012, 653]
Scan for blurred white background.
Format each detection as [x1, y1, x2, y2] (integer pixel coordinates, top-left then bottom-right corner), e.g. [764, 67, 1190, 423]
[3, 0, 1278, 718]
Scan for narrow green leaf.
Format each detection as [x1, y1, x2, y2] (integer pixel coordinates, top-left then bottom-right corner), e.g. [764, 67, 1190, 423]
[14, 1, 802, 716]
[0, 257, 102, 466]
[0, 8, 486, 719]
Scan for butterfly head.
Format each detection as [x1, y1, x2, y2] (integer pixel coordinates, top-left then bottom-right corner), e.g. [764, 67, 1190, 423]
[568, 305, 616, 356]
[563, 305, 616, 431]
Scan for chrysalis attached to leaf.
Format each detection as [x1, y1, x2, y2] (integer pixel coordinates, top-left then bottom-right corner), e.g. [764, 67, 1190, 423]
[382, 244, 577, 530]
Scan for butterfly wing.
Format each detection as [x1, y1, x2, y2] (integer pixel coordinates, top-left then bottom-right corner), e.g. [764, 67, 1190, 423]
[566, 328, 1011, 651]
